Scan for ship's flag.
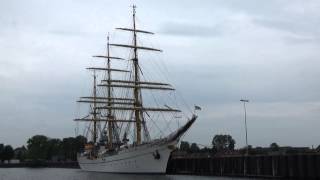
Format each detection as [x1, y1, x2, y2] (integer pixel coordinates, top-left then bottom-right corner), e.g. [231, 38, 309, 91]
[194, 105, 201, 110]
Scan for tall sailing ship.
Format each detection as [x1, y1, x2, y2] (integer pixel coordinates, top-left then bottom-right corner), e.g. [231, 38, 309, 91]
[75, 6, 199, 173]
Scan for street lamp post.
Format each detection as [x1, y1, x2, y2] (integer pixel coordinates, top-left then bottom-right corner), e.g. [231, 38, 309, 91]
[240, 99, 249, 155]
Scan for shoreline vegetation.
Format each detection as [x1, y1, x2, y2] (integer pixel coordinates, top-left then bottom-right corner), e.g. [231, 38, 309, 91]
[0, 161, 79, 168]
[1, 134, 320, 178]
[1, 134, 319, 167]
[0, 135, 87, 165]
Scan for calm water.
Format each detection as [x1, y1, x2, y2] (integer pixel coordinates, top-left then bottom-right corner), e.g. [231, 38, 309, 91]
[0, 168, 269, 180]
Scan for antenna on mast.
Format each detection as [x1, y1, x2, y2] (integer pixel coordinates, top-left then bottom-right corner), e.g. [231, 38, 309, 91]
[131, 4, 137, 14]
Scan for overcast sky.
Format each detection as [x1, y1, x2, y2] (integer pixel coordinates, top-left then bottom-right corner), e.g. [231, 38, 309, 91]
[1, 0, 320, 148]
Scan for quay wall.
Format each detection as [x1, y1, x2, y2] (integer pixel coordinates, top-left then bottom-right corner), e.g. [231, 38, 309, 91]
[1, 153, 320, 179]
[166, 153, 320, 179]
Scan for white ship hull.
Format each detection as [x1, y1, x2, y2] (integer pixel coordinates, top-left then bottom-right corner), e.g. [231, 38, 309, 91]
[78, 140, 176, 173]
[78, 115, 197, 173]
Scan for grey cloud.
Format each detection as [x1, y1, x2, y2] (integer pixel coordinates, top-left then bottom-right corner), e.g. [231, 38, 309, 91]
[283, 36, 320, 44]
[210, 0, 320, 42]
[1, 0, 320, 148]
[159, 22, 222, 37]
[49, 30, 89, 37]
[253, 18, 320, 39]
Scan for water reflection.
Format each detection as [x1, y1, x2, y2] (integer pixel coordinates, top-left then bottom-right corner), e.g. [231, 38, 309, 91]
[0, 168, 275, 180]
[82, 171, 173, 180]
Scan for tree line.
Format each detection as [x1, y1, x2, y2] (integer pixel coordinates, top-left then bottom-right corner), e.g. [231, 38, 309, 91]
[1, 134, 237, 162]
[179, 134, 236, 153]
[178, 134, 320, 155]
[2, 133, 316, 162]
[2, 134, 235, 162]
[0, 135, 87, 162]
[0, 144, 14, 162]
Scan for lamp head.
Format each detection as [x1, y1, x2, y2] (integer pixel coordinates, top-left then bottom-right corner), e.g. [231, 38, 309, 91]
[240, 99, 249, 102]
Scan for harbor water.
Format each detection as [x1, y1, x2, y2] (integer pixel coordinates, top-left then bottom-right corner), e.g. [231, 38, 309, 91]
[0, 168, 275, 180]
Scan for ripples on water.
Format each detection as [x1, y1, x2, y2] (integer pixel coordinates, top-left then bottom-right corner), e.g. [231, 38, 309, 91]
[0, 168, 268, 180]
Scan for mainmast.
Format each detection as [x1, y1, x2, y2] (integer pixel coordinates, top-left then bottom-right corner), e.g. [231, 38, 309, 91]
[132, 5, 142, 145]
[92, 71, 97, 144]
[106, 35, 113, 149]
[105, 5, 180, 145]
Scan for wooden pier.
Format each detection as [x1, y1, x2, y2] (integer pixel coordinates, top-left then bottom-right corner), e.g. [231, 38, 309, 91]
[166, 153, 320, 179]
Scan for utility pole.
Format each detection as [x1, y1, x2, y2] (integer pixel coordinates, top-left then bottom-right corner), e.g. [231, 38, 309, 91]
[240, 99, 249, 154]
[240, 99, 249, 176]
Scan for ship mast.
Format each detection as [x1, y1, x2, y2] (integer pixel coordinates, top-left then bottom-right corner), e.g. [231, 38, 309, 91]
[106, 35, 113, 149]
[74, 36, 127, 148]
[76, 5, 182, 147]
[105, 5, 180, 145]
[132, 5, 142, 145]
[92, 71, 97, 144]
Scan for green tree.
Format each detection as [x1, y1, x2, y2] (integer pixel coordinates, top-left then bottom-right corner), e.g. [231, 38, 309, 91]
[3, 145, 14, 162]
[27, 135, 49, 160]
[62, 137, 78, 161]
[46, 139, 62, 160]
[200, 147, 212, 153]
[270, 142, 279, 151]
[190, 143, 200, 153]
[0, 144, 4, 162]
[212, 134, 236, 152]
[75, 135, 87, 151]
[179, 141, 190, 152]
[61, 136, 87, 161]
